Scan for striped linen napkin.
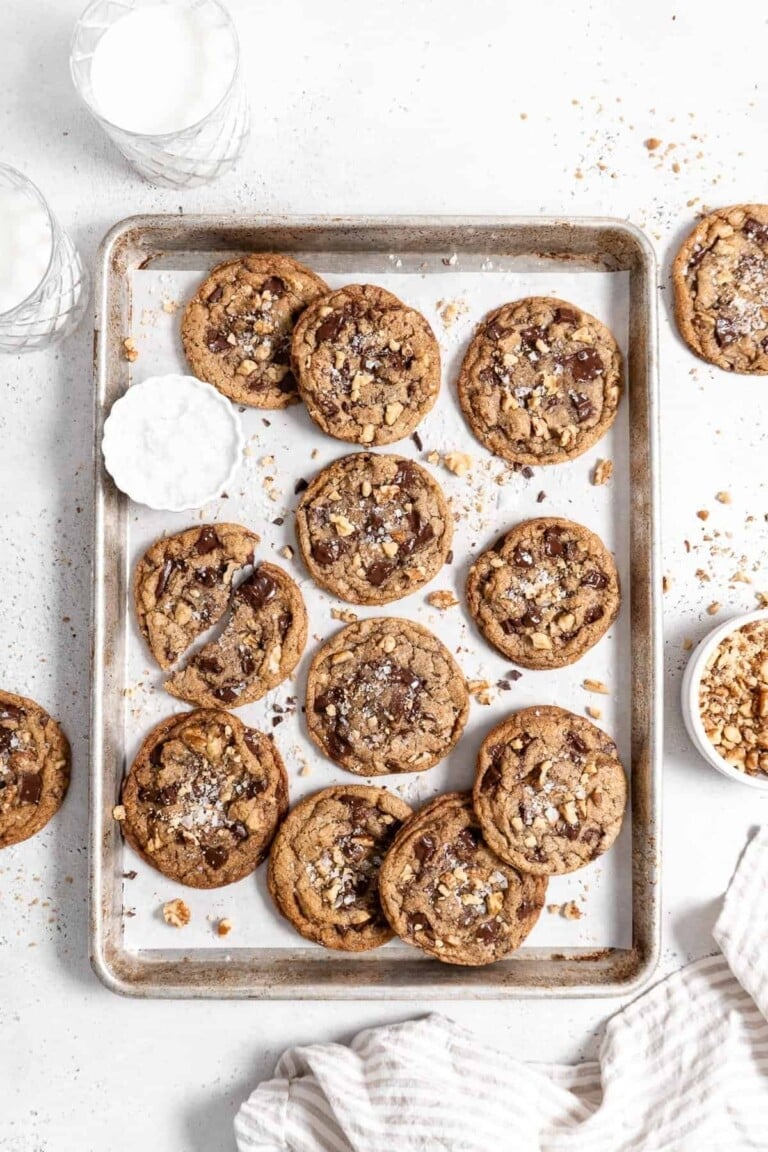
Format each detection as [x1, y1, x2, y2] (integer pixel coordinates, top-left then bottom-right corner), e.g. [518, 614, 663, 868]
[236, 827, 768, 1152]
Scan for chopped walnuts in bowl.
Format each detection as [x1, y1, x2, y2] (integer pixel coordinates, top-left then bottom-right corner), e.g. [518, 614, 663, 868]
[682, 610, 768, 789]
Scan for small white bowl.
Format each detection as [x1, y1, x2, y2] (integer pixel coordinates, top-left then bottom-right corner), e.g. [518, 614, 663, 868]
[681, 608, 768, 790]
[102, 374, 243, 512]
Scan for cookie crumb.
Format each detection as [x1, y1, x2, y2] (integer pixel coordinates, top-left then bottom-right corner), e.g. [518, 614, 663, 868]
[583, 678, 610, 694]
[163, 898, 191, 928]
[592, 458, 613, 486]
[279, 545, 294, 560]
[443, 451, 472, 477]
[715, 491, 732, 504]
[562, 900, 583, 920]
[123, 337, 139, 362]
[216, 918, 232, 937]
[427, 590, 459, 610]
[436, 298, 468, 330]
[161, 299, 179, 315]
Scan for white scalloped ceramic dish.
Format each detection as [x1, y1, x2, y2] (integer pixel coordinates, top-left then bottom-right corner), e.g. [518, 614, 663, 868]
[101, 373, 243, 512]
[681, 608, 768, 791]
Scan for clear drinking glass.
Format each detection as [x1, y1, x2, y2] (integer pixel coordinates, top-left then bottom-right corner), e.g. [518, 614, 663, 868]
[0, 164, 89, 355]
[70, 0, 250, 188]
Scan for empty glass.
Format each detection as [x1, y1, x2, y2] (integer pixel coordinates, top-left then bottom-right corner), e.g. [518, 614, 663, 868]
[0, 164, 89, 355]
[70, 0, 250, 188]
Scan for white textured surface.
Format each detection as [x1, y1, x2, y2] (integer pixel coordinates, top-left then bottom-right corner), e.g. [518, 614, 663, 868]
[0, 1, 766, 1149]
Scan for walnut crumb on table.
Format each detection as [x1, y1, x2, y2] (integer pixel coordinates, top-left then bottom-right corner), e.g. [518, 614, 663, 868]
[427, 590, 459, 610]
[216, 918, 232, 937]
[331, 608, 359, 623]
[592, 458, 613, 486]
[583, 678, 610, 695]
[122, 337, 138, 362]
[163, 899, 191, 928]
[467, 679, 493, 705]
[443, 451, 473, 477]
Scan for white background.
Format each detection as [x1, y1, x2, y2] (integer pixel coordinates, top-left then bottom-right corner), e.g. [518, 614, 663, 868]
[1, 1, 767, 1149]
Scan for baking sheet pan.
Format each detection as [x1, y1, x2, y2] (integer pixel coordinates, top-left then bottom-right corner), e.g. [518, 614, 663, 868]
[91, 215, 661, 998]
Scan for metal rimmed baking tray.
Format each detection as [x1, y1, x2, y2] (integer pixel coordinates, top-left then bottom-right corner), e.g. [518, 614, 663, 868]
[91, 214, 661, 999]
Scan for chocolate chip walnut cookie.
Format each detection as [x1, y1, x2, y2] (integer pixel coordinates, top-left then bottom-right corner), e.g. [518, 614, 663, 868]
[0, 691, 71, 849]
[134, 523, 259, 669]
[379, 792, 546, 966]
[120, 709, 288, 888]
[295, 453, 452, 604]
[165, 563, 307, 709]
[291, 284, 441, 445]
[673, 205, 768, 373]
[473, 706, 627, 877]
[267, 785, 413, 951]
[458, 297, 623, 465]
[466, 517, 620, 670]
[182, 254, 329, 408]
[305, 618, 469, 776]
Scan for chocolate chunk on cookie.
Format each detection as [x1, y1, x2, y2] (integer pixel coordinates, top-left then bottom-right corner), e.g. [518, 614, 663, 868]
[673, 205, 768, 373]
[474, 706, 627, 876]
[134, 523, 259, 669]
[466, 517, 620, 670]
[121, 710, 288, 888]
[458, 297, 623, 465]
[182, 254, 329, 408]
[306, 618, 469, 776]
[165, 563, 307, 709]
[291, 284, 441, 445]
[295, 452, 453, 604]
[0, 691, 70, 849]
[379, 791, 546, 966]
[267, 784, 413, 951]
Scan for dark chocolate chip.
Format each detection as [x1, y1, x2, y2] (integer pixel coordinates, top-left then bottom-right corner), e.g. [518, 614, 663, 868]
[203, 845, 229, 870]
[261, 275, 286, 296]
[230, 821, 249, 841]
[411, 430, 423, 451]
[206, 329, 231, 353]
[583, 604, 605, 625]
[0, 703, 24, 722]
[543, 529, 563, 558]
[486, 320, 505, 340]
[406, 912, 434, 940]
[393, 460, 421, 489]
[241, 775, 267, 798]
[415, 834, 437, 864]
[294, 478, 308, 494]
[312, 539, 344, 566]
[581, 569, 608, 589]
[316, 313, 344, 342]
[567, 731, 588, 755]
[520, 325, 544, 349]
[512, 545, 534, 567]
[239, 567, 278, 610]
[195, 526, 221, 556]
[277, 372, 298, 394]
[554, 306, 578, 324]
[476, 921, 499, 944]
[18, 772, 42, 805]
[366, 560, 395, 587]
[744, 217, 768, 245]
[571, 391, 595, 422]
[567, 348, 603, 384]
[213, 685, 239, 704]
[206, 285, 224, 304]
[714, 316, 738, 347]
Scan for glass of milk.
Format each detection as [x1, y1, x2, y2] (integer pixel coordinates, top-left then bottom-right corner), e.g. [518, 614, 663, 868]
[0, 164, 89, 354]
[70, 0, 250, 188]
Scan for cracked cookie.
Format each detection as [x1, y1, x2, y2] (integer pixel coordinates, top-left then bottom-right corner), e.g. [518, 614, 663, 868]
[121, 709, 288, 888]
[379, 791, 546, 966]
[473, 706, 627, 876]
[134, 523, 259, 670]
[165, 563, 307, 708]
[457, 297, 623, 465]
[466, 517, 620, 670]
[291, 283, 441, 445]
[181, 254, 329, 408]
[267, 784, 413, 951]
[295, 452, 452, 604]
[306, 617, 469, 776]
[673, 205, 768, 374]
[0, 691, 70, 849]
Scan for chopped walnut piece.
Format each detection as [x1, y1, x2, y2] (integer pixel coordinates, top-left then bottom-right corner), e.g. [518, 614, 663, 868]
[592, 458, 613, 486]
[279, 545, 294, 560]
[467, 679, 493, 705]
[112, 804, 126, 822]
[706, 602, 721, 616]
[662, 575, 671, 594]
[698, 618, 768, 778]
[582, 678, 610, 694]
[644, 137, 662, 151]
[331, 607, 359, 623]
[427, 590, 459, 610]
[123, 337, 139, 362]
[443, 451, 472, 477]
[216, 918, 233, 937]
[562, 900, 583, 920]
[715, 491, 732, 504]
[586, 705, 603, 720]
[696, 510, 710, 521]
[163, 899, 191, 928]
